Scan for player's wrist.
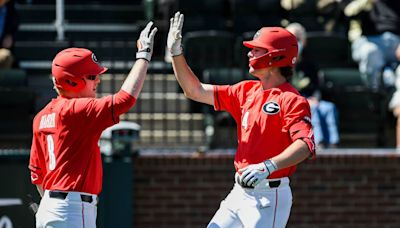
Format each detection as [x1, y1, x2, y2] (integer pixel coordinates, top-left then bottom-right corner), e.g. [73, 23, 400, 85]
[263, 159, 278, 174]
[169, 46, 183, 57]
[136, 51, 152, 62]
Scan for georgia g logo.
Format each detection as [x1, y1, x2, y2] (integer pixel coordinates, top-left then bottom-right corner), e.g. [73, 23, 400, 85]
[262, 101, 280, 115]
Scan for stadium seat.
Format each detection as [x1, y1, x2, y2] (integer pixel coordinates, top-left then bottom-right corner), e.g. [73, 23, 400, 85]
[202, 67, 249, 85]
[302, 32, 354, 69]
[182, 30, 236, 113]
[183, 30, 236, 76]
[318, 67, 364, 90]
[71, 40, 137, 62]
[231, 0, 283, 35]
[0, 88, 35, 148]
[14, 41, 69, 61]
[0, 68, 35, 148]
[177, 0, 229, 32]
[318, 68, 387, 147]
[0, 69, 28, 88]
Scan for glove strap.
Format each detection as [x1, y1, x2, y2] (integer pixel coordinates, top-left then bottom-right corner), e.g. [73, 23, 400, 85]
[136, 50, 152, 62]
[263, 159, 278, 174]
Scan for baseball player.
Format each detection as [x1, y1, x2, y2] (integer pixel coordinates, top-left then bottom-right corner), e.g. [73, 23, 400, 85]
[167, 12, 315, 228]
[28, 22, 157, 227]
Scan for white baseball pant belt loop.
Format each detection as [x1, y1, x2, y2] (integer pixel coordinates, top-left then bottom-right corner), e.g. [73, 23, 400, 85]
[44, 190, 98, 205]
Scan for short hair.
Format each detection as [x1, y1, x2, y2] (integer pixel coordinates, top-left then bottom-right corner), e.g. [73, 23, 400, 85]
[279, 66, 294, 81]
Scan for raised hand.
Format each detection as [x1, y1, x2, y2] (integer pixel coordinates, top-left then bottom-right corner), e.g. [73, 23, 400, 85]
[136, 21, 158, 61]
[167, 11, 184, 57]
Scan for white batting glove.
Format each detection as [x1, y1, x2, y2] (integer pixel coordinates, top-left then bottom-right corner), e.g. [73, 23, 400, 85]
[167, 11, 184, 57]
[239, 160, 278, 188]
[136, 21, 158, 61]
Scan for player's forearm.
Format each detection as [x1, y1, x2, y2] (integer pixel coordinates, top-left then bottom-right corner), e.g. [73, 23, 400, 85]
[121, 59, 149, 99]
[35, 184, 44, 197]
[270, 139, 311, 170]
[171, 55, 203, 99]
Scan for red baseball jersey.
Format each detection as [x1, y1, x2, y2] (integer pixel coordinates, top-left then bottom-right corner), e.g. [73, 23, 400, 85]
[29, 90, 135, 194]
[214, 80, 315, 178]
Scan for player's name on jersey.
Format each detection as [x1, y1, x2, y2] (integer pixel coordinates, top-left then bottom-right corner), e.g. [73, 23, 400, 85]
[39, 113, 56, 129]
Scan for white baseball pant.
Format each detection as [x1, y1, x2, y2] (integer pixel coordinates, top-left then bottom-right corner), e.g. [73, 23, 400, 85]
[36, 190, 98, 228]
[208, 176, 292, 228]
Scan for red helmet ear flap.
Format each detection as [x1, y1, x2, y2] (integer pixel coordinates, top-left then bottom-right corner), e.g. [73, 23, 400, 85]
[54, 74, 86, 92]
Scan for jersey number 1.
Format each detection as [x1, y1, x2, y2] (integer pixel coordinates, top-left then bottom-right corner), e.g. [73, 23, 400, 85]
[47, 135, 56, 170]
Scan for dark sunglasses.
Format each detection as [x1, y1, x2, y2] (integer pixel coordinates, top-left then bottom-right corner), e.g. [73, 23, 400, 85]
[87, 75, 98, 81]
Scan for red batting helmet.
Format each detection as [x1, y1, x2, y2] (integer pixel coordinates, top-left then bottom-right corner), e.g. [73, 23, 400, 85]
[52, 48, 108, 92]
[243, 27, 298, 69]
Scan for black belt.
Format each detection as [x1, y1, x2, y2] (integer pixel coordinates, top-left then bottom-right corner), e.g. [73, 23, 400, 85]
[239, 180, 281, 189]
[269, 180, 281, 188]
[49, 191, 94, 203]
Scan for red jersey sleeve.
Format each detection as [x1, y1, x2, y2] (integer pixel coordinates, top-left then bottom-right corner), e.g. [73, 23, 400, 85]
[69, 90, 136, 130]
[213, 84, 242, 121]
[281, 94, 316, 158]
[113, 90, 137, 116]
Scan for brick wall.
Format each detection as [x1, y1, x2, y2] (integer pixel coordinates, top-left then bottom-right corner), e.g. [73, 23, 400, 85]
[133, 150, 400, 228]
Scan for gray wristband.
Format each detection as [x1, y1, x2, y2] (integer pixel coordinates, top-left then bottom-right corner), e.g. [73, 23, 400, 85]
[264, 159, 278, 174]
[136, 51, 151, 61]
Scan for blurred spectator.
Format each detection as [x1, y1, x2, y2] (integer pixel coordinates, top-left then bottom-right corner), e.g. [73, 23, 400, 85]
[346, 0, 400, 91]
[344, 0, 400, 147]
[287, 22, 340, 148]
[0, 0, 18, 69]
[316, 0, 351, 35]
[281, 0, 323, 31]
[281, 0, 350, 34]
